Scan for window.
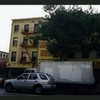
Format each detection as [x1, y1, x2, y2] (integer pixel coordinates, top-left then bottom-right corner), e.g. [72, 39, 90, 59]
[14, 25, 19, 33]
[68, 52, 75, 59]
[3, 54, 5, 58]
[11, 52, 16, 61]
[39, 74, 48, 80]
[17, 74, 28, 80]
[31, 70, 35, 73]
[97, 52, 100, 58]
[23, 37, 28, 45]
[34, 24, 39, 32]
[21, 52, 26, 61]
[24, 70, 31, 73]
[46, 73, 54, 80]
[82, 52, 89, 58]
[29, 74, 38, 80]
[13, 37, 18, 46]
[32, 52, 37, 61]
[0, 53, 2, 57]
[24, 24, 29, 32]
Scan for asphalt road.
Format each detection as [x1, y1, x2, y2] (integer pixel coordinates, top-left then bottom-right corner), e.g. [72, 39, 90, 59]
[0, 87, 73, 96]
[0, 87, 100, 96]
[0, 87, 63, 96]
[0, 88, 37, 96]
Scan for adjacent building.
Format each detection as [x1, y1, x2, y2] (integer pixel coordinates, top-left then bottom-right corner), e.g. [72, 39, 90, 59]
[0, 51, 8, 76]
[7, 17, 44, 78]
[0, 51, 8, 62]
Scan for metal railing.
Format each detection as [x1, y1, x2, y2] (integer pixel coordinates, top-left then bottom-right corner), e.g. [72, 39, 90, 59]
[21, 28, 39, 35]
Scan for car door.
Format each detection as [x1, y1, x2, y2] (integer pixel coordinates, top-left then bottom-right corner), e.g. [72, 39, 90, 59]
[24, 73, 38, 90]
[13, 73, 29, 89]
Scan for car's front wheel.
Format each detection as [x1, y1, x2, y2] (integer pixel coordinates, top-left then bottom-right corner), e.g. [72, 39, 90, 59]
[34, 85, 43, 94]
[5, 83, 13, 92]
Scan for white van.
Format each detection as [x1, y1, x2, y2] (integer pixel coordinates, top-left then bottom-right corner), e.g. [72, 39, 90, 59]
[23, 68, 39, 73]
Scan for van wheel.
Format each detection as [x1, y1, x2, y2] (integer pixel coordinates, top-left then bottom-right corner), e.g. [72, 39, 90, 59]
[5, 84, 13, 92]
[34, 85, 43, 94]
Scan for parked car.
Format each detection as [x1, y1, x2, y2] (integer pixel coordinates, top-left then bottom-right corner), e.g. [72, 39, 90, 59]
[4, 72, 56, 94]
[23, 68, 38, 73]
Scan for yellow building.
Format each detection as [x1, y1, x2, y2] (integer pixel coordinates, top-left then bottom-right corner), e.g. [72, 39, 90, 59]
[38, 40, 54, 63]
[7, 17, 44, 78]
[7, 17, 100, 78]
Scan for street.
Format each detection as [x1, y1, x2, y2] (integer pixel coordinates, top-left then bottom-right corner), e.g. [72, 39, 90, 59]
[0, 87, 77, 96]
[0, 88, 36, 96]
[0, 87, 61, 96]
[0, 86, 100, 96]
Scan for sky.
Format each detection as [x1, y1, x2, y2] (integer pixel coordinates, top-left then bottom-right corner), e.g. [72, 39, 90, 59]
[0, 5, 100, 53]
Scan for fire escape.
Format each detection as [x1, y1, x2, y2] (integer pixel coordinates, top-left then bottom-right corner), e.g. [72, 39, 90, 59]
[19, 26, 38, 67]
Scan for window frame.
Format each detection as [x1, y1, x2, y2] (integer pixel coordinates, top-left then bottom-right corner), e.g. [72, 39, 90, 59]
[14, 25, 19, 33]
[29, 74, 38, 80]
[39, 74, 48, 80]
[13, 37, 18, 46]
[3, 54, 5, 58]
[17, 74, 29, 80]
[11, 52, 16, 61]
[32, 51, 37, 61]
[24, 24, 29, 32]
[34, 24, 39, 33]
[21, 52, 26, 61]
[0, 53, 2, 57]
[23, 37, 28, 46]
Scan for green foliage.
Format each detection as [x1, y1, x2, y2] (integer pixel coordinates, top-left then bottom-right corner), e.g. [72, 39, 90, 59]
[40, 5, 100, 60]
[43, 5, 58, 14]
[29, 34, 42, 45]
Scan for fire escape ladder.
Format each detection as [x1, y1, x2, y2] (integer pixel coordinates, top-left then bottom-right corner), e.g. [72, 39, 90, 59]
[25, 47, 32, 62]
[27, 35, 33, 46]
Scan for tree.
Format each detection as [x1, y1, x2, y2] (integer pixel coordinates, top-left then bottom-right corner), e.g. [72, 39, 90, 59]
[40, 5, 100, 60]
